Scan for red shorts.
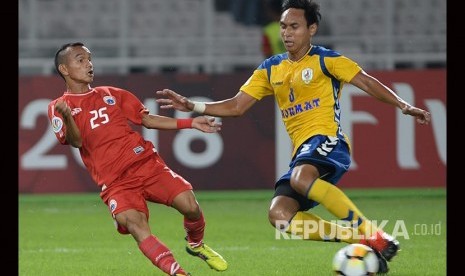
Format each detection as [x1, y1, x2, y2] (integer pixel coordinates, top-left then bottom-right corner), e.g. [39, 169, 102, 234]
[100, 152, 192, 221]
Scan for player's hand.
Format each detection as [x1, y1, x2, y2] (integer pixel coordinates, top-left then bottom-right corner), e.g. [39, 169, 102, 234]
[55, 100, 72, 119]
[156, 89, 193, 112]
[401, 105, 431, 125]
[192, 116, 222, 133]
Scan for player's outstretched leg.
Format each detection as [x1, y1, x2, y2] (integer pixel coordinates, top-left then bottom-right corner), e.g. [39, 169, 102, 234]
[186, 242, 228, 271]
[183, 210, 228, 271]
[361, 231, 400, 262]
[307, 179, 400, 261]
[138, 234, 190, 275]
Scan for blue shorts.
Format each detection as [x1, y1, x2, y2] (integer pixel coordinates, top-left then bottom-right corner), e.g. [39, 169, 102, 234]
[274, 135, 351, 210]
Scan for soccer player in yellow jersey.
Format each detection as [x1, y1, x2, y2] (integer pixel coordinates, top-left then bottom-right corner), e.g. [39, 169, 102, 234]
[157, 0, 431, 273]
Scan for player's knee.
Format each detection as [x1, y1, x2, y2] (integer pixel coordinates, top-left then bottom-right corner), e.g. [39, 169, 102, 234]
[173, 190, 201, 218]
[113, 218, 131, 235]
[290, 165, 319, 195]
[182, 201, 201, 219]
[289, 178, 307, 196]
[116, 223, 131, 235]
[268, 208, 292, 229]
[116, 210, 150, 235]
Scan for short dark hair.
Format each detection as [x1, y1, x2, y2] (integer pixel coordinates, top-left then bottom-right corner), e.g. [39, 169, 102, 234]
[282, 0, 321, 26]
[54, 42, 85, 80]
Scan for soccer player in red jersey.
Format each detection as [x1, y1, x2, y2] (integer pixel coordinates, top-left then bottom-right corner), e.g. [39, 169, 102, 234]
[47, 42, 228, 276]
[156, 0, 431, 274]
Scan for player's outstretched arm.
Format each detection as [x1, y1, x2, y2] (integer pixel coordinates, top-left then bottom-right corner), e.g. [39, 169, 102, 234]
[192, 116, 222, 133]
[141, 113, 221, 133]
[156, 89, 193, 112]
[350, 70, 431, 125]
[400, 105, 431, 125]
[156, 89, 258, 117]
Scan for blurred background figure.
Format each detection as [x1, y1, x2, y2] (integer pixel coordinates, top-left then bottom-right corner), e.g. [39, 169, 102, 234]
[230, 0, 265, 26]
[262, 0, 286, 58]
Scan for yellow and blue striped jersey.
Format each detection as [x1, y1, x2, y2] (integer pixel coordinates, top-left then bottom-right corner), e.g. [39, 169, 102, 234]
[240, 45, 361, 157]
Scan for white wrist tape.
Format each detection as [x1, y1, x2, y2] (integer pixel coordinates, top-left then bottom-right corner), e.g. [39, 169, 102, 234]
[192, 102, 206, 114]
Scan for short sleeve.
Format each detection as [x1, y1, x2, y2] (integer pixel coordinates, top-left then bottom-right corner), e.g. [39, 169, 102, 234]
[324, 55, 362, 83]
[109, 87, 149, 125]
[239, 68, 274, 100]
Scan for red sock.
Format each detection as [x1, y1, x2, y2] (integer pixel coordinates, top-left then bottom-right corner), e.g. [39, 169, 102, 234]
[184, 212, 205, 247]
[138, 235, 186, 275]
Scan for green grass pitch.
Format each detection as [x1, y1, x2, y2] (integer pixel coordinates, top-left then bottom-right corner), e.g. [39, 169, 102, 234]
[19, 188, 446, 275]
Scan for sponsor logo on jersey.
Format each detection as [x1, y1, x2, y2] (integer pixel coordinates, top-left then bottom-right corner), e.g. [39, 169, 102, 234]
[302, 68, 313, 84]
[133, 146, 145, 154]
[51, 116, 63, 133]
[280, 97, 321, 118]
[71, 107, 82, 116]
[109, 199, 117, 213]
[103, 96, 116, 105]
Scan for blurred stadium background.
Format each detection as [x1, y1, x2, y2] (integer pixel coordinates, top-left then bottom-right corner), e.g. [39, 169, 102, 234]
[18, 0, 446, 193]
[19, 0, 445, 74]
[18, 3, 447, 274]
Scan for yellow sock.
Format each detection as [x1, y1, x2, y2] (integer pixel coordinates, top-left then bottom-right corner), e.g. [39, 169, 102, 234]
[286, 211, 360, 243]
[307, 179, 379, 238]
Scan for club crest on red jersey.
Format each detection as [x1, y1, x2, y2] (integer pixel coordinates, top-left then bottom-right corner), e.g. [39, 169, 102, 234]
[109, 199, 117, 213]
[103, 95, 116, 105]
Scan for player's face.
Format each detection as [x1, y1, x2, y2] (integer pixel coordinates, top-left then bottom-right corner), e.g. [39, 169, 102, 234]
[62, 46, 94, 84]
[280, 8, 317, 60]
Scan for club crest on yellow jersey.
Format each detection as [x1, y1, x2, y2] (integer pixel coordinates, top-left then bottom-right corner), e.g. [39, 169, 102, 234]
[301, 68, 313, 84]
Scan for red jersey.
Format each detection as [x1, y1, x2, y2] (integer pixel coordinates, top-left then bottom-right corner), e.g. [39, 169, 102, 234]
[48, 86, 155, 187]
